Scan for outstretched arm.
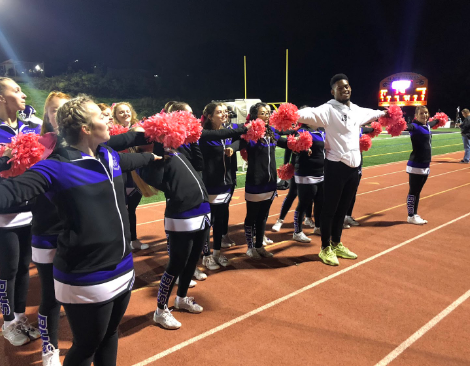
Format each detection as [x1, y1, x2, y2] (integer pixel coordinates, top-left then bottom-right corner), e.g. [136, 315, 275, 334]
[107, 131, 148, 151]
[0, 170, 51, 210]
[297, 105, 331, 128]
[118, 151, 160, 172]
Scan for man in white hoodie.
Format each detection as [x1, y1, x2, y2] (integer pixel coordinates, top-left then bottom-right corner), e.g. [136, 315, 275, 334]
[298, 74, 386, 266]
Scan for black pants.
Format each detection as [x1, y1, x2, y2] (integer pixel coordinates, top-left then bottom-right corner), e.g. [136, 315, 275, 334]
[157, 227, 209, 310]
[407, 173, 428, 216]
[223, 184, 236, 236]
[321, 160, 360, 248]
[37, 263, 60, 351]
[294, 183, 323, 233]
[127, 190, 142, 241]
[279, 178, 312, 220]
[205, 202, 230, 253]
[0, 226, 32, 322]
[63, 290, 131, 366]
[245, 199, 273, 248]
[347, 173, 362, 217]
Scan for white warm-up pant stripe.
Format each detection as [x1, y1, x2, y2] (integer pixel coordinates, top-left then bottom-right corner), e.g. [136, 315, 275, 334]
[406, 166, 430, 175]
[245, 191, 275, 202]
[0, 212, 32, 228]
[208, 192, 231, 204]
[54, 270, 134, 304]
[295, 176, 324, 184]
[32, 247, 56, 264]
[164, 214, 211, 232]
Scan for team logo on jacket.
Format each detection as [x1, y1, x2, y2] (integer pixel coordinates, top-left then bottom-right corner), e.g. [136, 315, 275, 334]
[112, 156, 120, 170]
[342, 115, 348, 122]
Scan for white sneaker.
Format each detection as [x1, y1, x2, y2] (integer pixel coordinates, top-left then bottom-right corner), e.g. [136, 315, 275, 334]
[131, 240, 149, 250]
[246, 247, 261, 259]
[303, 217, 315, 228]
[221, 234, 235, 248]
[407, 214, 427, 225]
[202, 255, 220, 270]
[153, 306, 181, 329]
[17, 315, 41, 340]
[193, 268, 207, 281]
[174, 296, 203, 313]
[2, 322, 30, 346]
[175, 277, 196, 288]
[271, 219, 283, 232]
[256, 247, 274, 258]
[313, 227, 321, 236]
[293, 231, 311, 243]
[343, 223, 351, 229]
[344, 216, 360, 226]
[213, 254, 230, 267]
[263, 236, 273, 246]
[42, 344, 61, 366]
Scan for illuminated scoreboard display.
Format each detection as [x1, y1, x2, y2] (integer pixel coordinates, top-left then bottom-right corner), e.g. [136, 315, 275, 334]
[378, 72, 428, 107]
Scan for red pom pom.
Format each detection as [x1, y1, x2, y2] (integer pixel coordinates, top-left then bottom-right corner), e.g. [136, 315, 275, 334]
[386, 117, 407, 137]
[269, 103, 299, 131]
[277, 163, 295, 180]
[287, 131, 312, 153]
[0, 133, 45, 178]
[379, 105, 403, 127]
[242, 119, 266, 142]
[370, 121, 383, 138]
[108, 124, 129, 136]
[170, 110, 202, 144]
[142, 113, 173, 144]
[240, 148, 248, 162]
[429, 112, 448, 130]
[360, 134, 372, 152]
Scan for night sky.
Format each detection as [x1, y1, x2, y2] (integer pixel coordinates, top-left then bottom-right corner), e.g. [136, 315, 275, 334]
[1, 0, 469, 115]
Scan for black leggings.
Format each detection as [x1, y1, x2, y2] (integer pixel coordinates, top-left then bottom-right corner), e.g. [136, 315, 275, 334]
[0, 226, 32, 322]
[347, 173, 362, 217]
[321, 160, 360, 248]
[407, 173, 428, 216]
[294, 183, 323, 233]
[157, 227, 209, 310]
[36, 263, 60, 351]
[279, 178, 312, 220]
[244, 199, 273, 248]
[62, 290, 131, 366]
[203, 202, 230, 255]
[127, 190, 142, 241]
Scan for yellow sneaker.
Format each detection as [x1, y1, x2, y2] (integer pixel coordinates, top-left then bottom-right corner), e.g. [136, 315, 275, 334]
[318, 245, 339, 266]
[332, 242, 357, 259]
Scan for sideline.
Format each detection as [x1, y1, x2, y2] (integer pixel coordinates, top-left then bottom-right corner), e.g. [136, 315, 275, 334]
[132, 212, 470, 366]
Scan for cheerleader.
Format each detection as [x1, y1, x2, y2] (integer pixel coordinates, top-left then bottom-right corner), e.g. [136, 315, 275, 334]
[97, 103, 115, 127]
[199, 102, 249, 269]
[298, 74, 386, 266]
[141, 142, 210, 330]
[33, 92, 150, 365]
[0, 95, 159, 366]
[0, 77, 41, 347]
[405, 106, 439, 225]
[291, 125, 325, 242]
[113, 102, 148, 250]
[242, 102, 288, 259]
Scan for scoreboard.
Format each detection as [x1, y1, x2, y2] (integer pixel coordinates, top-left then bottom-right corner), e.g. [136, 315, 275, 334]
[378, 72, 428, 107]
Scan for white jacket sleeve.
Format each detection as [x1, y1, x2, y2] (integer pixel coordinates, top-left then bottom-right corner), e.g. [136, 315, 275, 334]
[359, 108, 386, 126]
[298, 104, 331, 128]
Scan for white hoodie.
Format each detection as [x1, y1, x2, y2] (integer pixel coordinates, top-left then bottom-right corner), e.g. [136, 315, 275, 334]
[298, 99, 386, 168]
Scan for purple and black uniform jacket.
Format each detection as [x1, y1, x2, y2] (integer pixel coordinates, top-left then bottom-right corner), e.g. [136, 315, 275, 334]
[0, 144, 154, 304]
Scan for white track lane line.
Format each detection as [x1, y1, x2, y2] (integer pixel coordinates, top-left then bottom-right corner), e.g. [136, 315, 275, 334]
[136, 166, 469, 226]
[375, 289, 470, 366]
[132, 212, 470, 366]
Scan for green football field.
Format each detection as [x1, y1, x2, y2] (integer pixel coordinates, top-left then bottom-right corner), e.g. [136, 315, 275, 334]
[140, 131, 464, 204]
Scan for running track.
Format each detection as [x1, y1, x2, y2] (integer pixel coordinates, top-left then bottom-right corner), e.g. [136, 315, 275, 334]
[2, 151, 470, 366]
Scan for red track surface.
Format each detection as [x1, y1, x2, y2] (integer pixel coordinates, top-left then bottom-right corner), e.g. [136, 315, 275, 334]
[2, 151, 470, 366]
